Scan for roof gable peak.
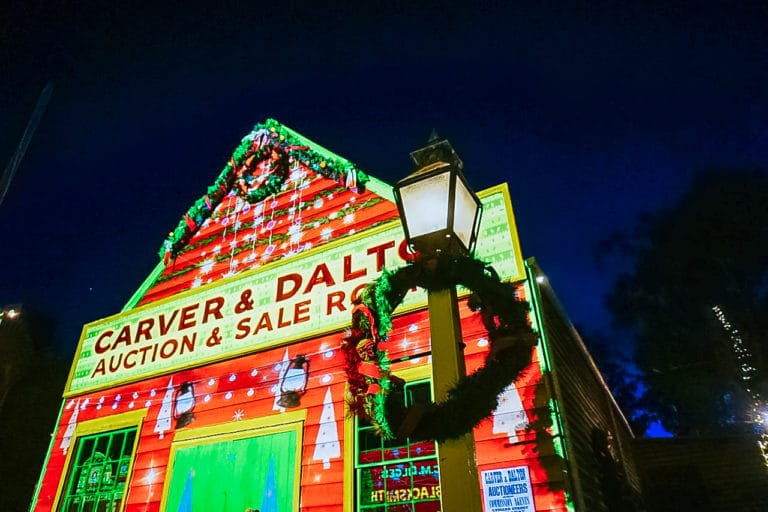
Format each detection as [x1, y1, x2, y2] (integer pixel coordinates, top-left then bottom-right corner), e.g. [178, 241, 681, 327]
[160, 119, 376, 262]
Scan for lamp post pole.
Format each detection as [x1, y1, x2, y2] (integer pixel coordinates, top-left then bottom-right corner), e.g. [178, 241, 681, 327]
[393, 137, 485, 512]
[428, 286, 483, 512]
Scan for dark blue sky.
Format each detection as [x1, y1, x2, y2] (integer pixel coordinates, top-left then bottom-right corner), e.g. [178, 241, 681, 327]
[2, 2, 767, 357]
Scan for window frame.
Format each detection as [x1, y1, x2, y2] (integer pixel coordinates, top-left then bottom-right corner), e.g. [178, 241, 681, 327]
[353, 365, 443, 512]
[52, 408, 146, 512]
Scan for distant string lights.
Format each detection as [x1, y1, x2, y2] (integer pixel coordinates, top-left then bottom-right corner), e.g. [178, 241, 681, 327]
[712, 305, 759, 387]
[712, 304, 768, 467]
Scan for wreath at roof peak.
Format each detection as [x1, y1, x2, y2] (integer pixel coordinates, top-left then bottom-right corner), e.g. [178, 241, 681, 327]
[342, 252, 538, 442]
[159, 120, 369, 263]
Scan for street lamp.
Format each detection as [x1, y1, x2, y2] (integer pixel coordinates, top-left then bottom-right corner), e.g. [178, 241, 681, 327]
[394, 138, 483, 257]
[393, 137, 484, 512]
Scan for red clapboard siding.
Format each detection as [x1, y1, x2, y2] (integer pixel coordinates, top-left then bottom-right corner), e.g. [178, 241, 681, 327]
[137, 164, 398, 307]
[37, 295, 569, 511]
[37, 327, 353, 511]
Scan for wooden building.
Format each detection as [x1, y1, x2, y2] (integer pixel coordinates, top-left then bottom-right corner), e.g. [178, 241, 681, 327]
[634, 435, 768, 511]
[30, 119, 641, 511]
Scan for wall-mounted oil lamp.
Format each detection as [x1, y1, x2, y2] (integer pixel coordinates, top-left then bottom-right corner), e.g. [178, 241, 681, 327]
[174, 381, 196, 429]
[278, 355, 310, 408]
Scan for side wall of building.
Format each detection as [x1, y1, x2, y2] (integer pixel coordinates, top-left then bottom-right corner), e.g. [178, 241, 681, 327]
[529, 260, 643, 512]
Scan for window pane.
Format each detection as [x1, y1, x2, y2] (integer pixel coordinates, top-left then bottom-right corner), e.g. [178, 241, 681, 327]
[406, 384, 431, 407]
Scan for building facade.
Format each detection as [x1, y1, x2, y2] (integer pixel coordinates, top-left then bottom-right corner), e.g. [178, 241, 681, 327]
[31, 119, 640, 512]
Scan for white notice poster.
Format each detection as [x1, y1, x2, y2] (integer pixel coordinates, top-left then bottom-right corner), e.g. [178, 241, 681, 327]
[481, 465, 535, 512]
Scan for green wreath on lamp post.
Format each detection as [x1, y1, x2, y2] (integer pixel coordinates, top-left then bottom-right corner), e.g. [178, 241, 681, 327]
[342, 253, 538, 442]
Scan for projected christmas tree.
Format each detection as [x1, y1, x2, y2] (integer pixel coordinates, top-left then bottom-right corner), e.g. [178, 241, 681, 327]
[312, 387, 340, 469]
[260, 457, 278, 512]
[492, 382, 529, 443]
[60, 399, 80, 455]
[177, 470, 193, 512]
[155, 378, 174, 439]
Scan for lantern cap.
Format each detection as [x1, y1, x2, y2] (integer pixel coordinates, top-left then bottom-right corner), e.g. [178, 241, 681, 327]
[409, 138, 463, 172]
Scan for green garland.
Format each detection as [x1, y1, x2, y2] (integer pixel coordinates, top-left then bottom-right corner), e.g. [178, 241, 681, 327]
[159, 119, 370, 262]
[342, 253, 538, 442]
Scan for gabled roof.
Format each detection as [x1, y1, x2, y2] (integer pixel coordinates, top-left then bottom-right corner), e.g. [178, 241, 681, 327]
[128, 119, 399, 308]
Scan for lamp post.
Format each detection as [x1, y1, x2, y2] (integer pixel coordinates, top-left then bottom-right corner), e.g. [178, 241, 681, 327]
[393, 138, 484, 512]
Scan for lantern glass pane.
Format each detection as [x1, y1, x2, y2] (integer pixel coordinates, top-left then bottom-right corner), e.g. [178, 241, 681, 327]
[399, 171, 450, 238]
[453, 177, 479, 250]
[176, 392, 194, 414]
[283, 368, 306, 391]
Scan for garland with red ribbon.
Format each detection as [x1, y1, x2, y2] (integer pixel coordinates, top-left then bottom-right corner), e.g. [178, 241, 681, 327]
[342, 253, 538, 442]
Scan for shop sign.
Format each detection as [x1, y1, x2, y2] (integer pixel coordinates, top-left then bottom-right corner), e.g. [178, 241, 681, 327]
[65, 186, 523, 395]
[481, 465, 535, 512]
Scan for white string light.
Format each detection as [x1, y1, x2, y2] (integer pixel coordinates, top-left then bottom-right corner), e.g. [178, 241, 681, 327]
[712, 304, 768, 466]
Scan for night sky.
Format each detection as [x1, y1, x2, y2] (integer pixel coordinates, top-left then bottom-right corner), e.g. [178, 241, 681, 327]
[2, 2, 767, 358]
